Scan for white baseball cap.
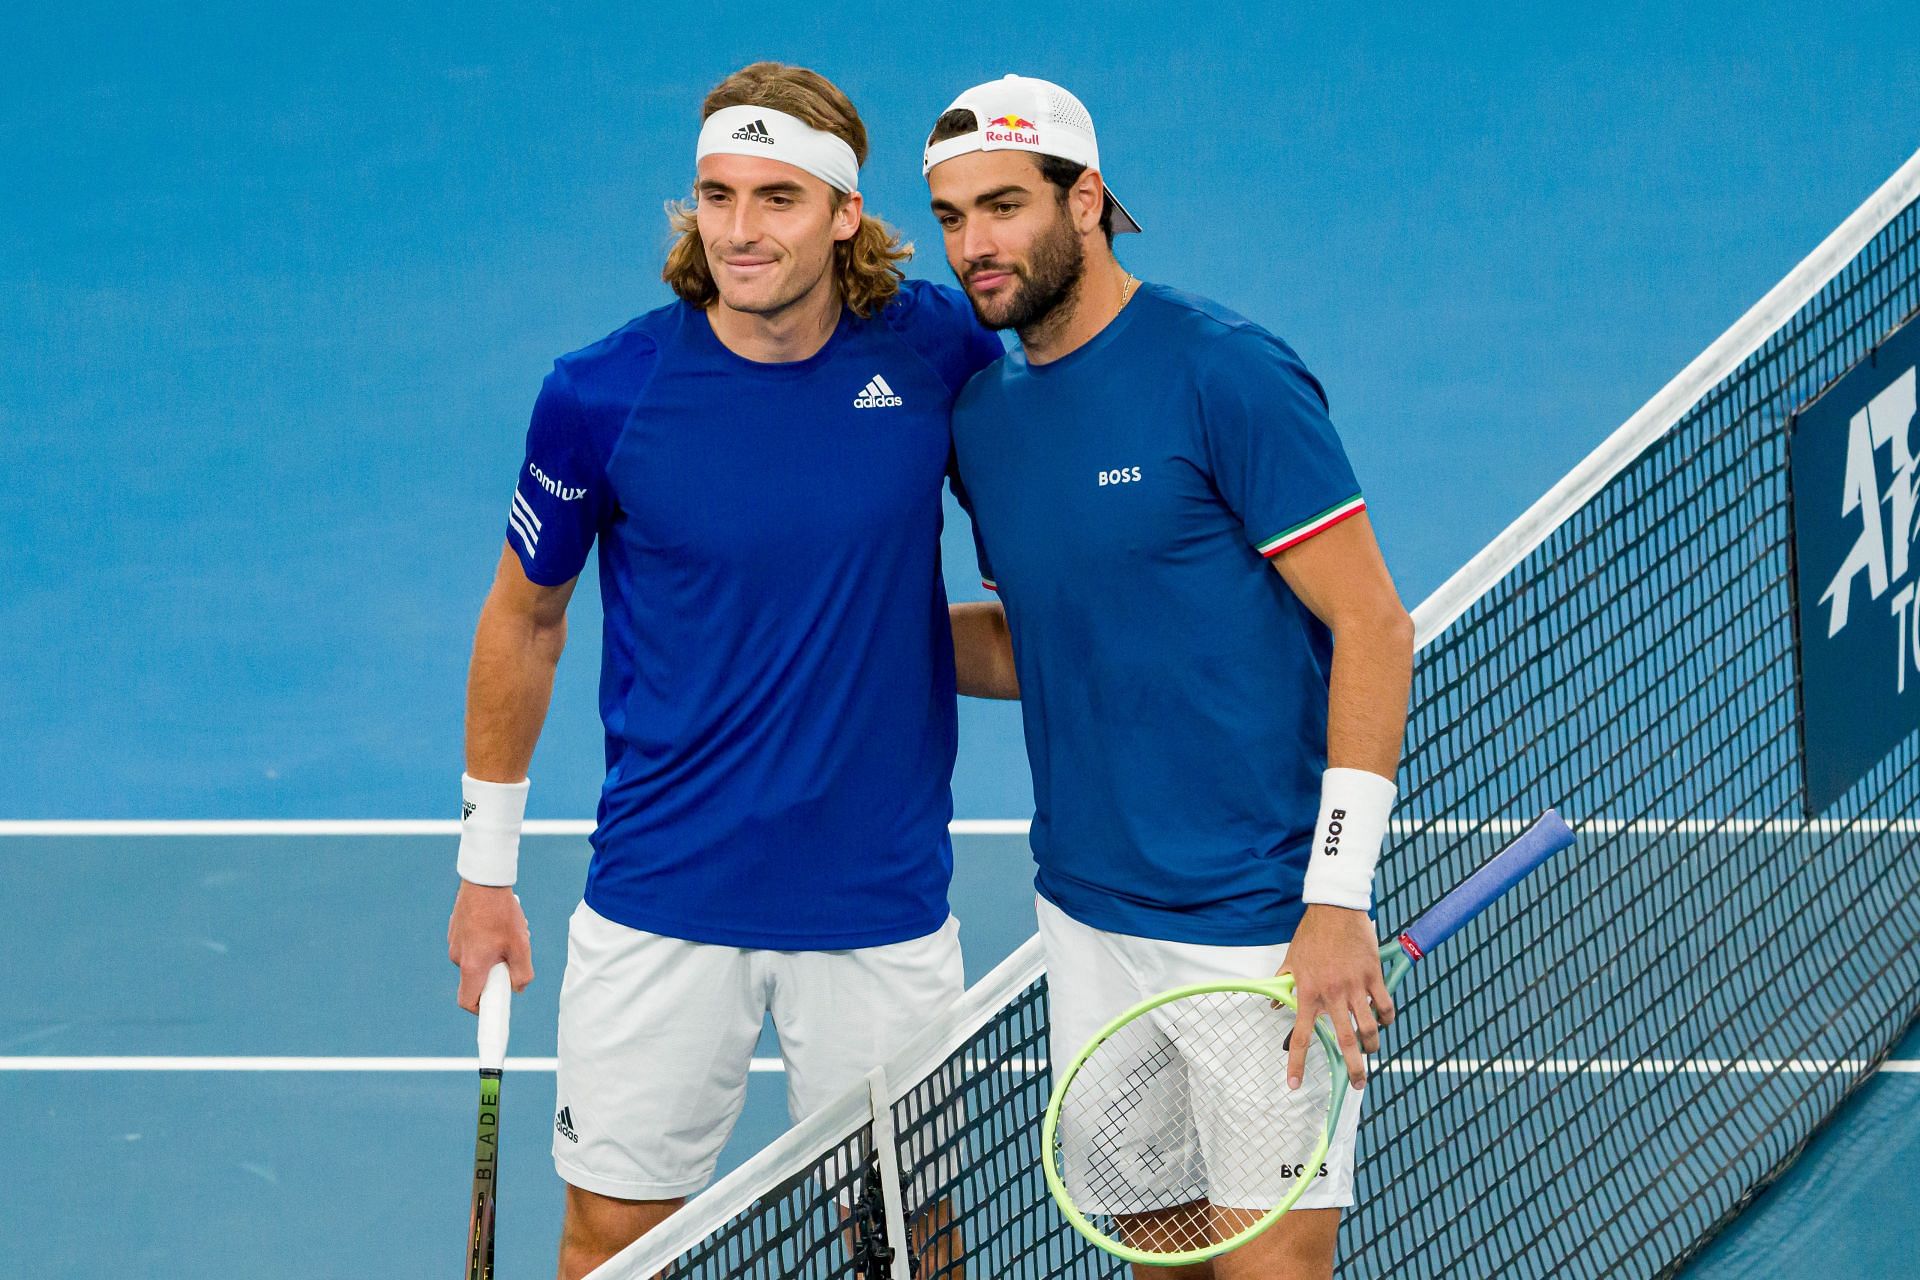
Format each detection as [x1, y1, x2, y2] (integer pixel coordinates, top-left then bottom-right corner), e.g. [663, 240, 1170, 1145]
[922, 74, 1142, 235]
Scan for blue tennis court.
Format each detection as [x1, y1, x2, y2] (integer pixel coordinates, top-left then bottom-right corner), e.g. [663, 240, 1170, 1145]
[5, 829, 1915, 1276]
[5, 5, 1917, 1277]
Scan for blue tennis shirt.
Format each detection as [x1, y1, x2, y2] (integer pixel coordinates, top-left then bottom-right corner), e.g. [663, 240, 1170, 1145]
[951, 284, 1366, 945]
[508, 280, 1002, 949]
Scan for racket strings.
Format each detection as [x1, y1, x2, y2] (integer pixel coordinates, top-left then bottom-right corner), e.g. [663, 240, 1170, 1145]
[1053, 990, 1335, 1256]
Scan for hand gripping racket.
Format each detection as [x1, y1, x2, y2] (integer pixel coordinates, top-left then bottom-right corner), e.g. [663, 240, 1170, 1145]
[466, 963, 512, 1279]
[1041, 810, 1575, 1268]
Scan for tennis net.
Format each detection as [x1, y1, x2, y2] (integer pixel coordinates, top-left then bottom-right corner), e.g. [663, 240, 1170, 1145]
[588, 147, 1920, 1280]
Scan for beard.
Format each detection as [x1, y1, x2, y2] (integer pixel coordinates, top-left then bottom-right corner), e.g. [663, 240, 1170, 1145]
[964, 211, 1086, 333]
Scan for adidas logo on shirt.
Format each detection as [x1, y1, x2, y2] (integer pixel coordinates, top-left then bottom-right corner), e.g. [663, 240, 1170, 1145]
[853, 374, 902, 409]
[730, 119, 775, 144]
[555, 1106, 578, 1142]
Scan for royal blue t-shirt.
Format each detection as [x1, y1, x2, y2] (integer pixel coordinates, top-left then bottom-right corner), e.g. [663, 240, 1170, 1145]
[951, 284, 1366, 945]
[508, 280, 1003, 948]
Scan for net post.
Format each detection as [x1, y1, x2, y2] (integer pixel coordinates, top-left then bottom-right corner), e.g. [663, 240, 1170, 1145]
[864, 1067, 915, 1280]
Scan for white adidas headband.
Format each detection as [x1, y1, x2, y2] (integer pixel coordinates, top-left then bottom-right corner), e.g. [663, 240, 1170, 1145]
[695, 105, 861, 194]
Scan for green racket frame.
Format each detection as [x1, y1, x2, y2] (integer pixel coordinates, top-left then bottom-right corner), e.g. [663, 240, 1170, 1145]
[1040, 946, 1404, 1267]
[1041, 809, 1574, 1267]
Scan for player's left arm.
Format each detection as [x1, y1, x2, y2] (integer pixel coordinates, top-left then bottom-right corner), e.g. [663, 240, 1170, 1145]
[1269, 511, 1414, 1090]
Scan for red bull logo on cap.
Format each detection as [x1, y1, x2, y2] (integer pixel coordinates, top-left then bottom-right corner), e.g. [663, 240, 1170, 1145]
[982, 113, 1040, 146]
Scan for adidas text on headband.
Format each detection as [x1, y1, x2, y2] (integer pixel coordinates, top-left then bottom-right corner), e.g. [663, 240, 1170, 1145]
[697, 105, 861, 194]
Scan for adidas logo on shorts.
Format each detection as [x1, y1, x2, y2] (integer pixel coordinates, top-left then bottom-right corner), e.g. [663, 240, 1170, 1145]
[853, 374, 902, 409]
[555, 1106, 578, 1143]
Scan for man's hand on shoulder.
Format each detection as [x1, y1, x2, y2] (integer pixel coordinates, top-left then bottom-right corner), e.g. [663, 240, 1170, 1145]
[448, 881, 535, 1013]
[1278, 903, 1394, 1090]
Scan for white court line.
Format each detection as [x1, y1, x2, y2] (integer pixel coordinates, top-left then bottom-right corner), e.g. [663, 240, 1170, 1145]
[2, 817, 1915, 837]
[3, 1056, 1913, 1074]
[1388, 1058, 1920, 1075]
[0, 819, 1030, 837]
[0, 1056, 784, 1072]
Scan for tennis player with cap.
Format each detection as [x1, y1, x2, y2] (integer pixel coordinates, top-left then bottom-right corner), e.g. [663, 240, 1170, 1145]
[445, 62, 1001, 1277]
[926, 76, 1416, 1279]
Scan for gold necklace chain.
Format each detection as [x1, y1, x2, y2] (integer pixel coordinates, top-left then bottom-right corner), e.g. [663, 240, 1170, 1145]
[1120, 273, 1140, 308]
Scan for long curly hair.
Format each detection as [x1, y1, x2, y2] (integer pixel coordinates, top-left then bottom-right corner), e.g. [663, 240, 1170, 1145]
[664, 63, 911, 318]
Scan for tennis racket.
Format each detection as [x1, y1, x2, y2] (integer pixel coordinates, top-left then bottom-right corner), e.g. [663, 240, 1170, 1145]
[1041, 809, 1576, 1268]
[466, 963, 512, 1279]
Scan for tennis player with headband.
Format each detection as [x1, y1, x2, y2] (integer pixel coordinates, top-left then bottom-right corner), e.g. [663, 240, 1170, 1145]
[927, 76, 1416, 1278]
[445, 62, 1001, 1277]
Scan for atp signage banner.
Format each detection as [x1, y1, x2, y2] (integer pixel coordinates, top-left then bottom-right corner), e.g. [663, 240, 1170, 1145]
[1789, 311, 1920, 814]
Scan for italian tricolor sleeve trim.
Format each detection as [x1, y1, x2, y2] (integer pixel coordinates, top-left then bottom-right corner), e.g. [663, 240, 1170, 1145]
[1256, 495, 1366, 558]
[981, 578, 999, 592]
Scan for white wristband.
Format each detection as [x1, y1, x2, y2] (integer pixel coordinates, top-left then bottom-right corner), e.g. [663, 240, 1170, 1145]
[1301, 767, 1397, 913]
[457, 773, 529, 887]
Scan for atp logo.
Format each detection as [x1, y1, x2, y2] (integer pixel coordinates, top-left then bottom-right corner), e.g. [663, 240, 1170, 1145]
[1816, 365, 1918, 690]
[1792, 317, 1920, 813]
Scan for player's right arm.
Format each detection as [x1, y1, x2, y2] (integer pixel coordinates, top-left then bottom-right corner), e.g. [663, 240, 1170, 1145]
[946, 440, 1016, 700]
[466, 546, 577, 786]
[951, 600, 1019, 699]
[448, 547, 578, 1011]
[448, 358, 611, 1013]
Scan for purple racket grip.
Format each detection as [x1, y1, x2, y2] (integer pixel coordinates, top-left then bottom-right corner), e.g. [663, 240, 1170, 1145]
[1398, 810, 1575, 961]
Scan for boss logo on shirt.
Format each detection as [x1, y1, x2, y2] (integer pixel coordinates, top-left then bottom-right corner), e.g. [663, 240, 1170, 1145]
[527, 462, 587, 501]
[1098, 467, 1143, 486]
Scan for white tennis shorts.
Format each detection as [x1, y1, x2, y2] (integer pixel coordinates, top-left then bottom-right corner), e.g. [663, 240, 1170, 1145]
[1039, 895, 1365, 1214]
[553, 901, 963, 1200]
